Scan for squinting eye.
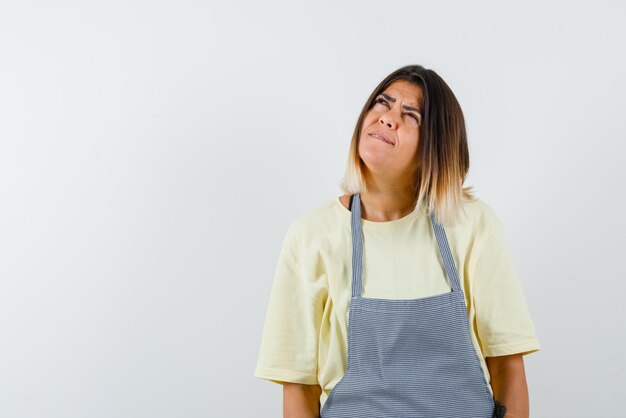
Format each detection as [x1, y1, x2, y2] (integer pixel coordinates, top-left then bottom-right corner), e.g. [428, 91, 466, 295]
[374, 98, 389, 107]
[374, 98, 420, 125]
[406, 113, 419, 123]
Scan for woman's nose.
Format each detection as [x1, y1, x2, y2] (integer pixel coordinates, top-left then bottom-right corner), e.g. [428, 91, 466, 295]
[379, 112, 397, 129]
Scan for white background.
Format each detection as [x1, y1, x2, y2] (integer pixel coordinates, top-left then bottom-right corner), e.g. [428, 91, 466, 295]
[1, 1, 624, 417]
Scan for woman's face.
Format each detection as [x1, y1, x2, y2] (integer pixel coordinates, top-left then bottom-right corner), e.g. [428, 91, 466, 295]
[358, 79, 423, 183]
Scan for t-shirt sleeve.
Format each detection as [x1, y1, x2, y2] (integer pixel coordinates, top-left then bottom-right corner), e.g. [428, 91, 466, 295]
[254, 221, 326, 385]
[469, 207, 542, 358]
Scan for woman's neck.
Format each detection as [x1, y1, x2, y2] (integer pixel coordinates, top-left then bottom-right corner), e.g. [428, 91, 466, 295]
[358, 188, 417, 222]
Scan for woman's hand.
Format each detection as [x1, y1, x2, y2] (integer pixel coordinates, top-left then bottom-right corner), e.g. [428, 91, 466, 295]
[486, 353, 530, 418]
[283, 382, 322, 418]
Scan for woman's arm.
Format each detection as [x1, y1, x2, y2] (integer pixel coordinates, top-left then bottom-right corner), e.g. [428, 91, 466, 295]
[486, 354, 530, 418]
[283, 382, 322, 418]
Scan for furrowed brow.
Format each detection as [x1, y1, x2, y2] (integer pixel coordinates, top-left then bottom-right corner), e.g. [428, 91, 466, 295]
[380, 93, 422, 114]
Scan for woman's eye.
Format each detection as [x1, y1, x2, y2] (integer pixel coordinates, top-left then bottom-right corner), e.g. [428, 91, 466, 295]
[374, 98, 420, 125]
[406, 113, 419, 122]
[374, 98, 389, 107]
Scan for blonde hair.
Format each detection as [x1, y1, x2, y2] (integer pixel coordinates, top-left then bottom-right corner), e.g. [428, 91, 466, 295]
[339, 64, 476, 227]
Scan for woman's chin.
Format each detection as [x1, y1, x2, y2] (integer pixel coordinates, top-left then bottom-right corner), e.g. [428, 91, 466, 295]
[359, 149, 394, 169]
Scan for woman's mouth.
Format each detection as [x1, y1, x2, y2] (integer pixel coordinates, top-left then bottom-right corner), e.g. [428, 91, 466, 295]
[369, 132, 393, 145]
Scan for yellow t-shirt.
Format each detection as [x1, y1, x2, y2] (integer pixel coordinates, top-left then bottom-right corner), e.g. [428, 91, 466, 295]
[254, 195, 541, 409]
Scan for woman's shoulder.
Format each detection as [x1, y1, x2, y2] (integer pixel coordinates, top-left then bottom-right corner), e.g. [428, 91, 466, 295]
[458, 195, 505, 235]
[287, 196, 347, 235]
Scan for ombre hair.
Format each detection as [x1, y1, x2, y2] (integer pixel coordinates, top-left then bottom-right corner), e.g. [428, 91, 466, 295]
[339, 64, 476, 227]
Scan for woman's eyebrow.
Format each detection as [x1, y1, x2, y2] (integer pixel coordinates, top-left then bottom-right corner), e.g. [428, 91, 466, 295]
[379, 93, 422, 114]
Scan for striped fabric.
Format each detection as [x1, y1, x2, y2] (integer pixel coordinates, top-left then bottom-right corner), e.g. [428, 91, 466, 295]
[320, 193, 496, 418]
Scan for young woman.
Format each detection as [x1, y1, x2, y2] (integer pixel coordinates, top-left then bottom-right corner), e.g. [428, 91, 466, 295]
[254, 64, 541, 418]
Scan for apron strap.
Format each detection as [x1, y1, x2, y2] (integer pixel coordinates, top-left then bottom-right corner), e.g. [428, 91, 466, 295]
[350, 192, 462, 298]
[350, 192, 364, 297]
[429, 211, 463, 293]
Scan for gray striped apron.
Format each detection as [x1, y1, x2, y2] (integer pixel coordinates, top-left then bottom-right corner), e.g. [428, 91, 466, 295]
[320, 192, 496, 418]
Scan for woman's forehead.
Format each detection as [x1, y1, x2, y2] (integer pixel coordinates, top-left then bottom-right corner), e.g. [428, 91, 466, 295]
[381, 80, 423, 107]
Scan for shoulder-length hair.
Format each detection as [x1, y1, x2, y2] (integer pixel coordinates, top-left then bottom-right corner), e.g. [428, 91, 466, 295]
[339, 64, 476, 227]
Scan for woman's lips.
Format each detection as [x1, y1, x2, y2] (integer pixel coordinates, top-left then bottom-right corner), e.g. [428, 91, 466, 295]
[369, 132, 393, 145]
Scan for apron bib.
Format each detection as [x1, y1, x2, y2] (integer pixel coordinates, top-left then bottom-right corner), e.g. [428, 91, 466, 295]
[320, 193, 496, 418]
